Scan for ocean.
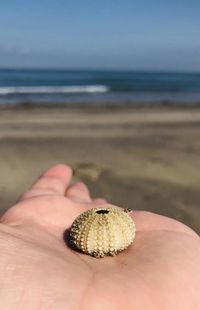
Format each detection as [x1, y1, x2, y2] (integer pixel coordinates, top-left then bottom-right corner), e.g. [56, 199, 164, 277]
[1, 69, 200, 105]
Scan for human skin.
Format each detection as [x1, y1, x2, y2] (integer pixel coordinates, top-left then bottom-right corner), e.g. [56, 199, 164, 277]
[0, 164, 199, 310]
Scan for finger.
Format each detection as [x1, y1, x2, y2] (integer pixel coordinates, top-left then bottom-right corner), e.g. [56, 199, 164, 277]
[19, 164, 72, 201]
[93, 198, 107, 205]
[66, 182, 92, 203]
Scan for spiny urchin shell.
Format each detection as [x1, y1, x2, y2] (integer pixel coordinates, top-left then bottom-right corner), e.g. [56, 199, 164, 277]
[69, 207, 136, 258]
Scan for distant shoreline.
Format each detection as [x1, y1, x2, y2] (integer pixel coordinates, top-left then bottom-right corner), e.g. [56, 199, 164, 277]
[1, 100, 200, 110]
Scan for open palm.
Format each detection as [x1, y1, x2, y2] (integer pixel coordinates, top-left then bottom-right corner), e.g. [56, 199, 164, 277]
[0, 164, 199, 310]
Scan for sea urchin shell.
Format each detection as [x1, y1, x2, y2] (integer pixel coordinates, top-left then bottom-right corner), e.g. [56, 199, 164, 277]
[69, 207, 136, 258]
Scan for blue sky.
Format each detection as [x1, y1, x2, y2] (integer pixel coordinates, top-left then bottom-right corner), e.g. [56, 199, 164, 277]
[0, 0, 200, 71]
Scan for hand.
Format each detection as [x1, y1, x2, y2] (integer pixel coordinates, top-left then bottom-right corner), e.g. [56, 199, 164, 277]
[0, 164, 199, 310]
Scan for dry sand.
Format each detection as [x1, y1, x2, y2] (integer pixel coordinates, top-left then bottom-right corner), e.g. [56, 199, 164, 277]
[0, 105, 199, 234]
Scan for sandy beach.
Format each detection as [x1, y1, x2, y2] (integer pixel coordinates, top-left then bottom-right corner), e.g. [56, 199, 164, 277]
[0, 105, 199, 234]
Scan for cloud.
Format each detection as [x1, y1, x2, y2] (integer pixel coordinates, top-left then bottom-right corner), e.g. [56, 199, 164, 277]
[0, 44, 32, 55]
[19, 47, 32, 55]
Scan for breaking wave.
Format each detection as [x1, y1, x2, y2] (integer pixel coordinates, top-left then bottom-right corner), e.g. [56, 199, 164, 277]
[0, 85, 109, 95]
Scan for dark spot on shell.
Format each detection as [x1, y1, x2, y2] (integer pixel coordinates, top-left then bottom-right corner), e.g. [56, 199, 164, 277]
[96, 210, 109, 214]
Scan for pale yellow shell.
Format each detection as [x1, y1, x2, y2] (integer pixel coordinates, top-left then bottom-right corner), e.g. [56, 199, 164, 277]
[69, 207, 136, 258]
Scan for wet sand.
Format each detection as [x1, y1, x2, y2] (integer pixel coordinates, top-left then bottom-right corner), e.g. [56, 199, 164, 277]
[0, 105, 200, 234]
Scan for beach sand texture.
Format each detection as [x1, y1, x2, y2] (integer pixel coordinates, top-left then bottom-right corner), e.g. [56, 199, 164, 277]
[0, 106, 199, 234]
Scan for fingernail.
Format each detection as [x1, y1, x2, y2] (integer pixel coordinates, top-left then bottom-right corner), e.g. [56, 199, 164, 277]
[73, 182, 86, 190]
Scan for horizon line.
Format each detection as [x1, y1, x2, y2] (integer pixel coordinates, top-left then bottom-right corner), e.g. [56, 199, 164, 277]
[0, 67, 200, 75]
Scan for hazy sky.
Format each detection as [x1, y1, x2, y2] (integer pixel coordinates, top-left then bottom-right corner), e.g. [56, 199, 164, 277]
[0, 0, 200, 71]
